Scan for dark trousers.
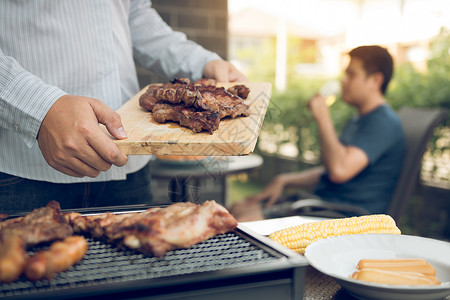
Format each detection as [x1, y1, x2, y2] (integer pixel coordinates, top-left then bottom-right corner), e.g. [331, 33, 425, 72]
[0, 163, 153, 215]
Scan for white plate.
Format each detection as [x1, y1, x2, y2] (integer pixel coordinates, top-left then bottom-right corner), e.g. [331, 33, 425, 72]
[305, 234, 450, 300]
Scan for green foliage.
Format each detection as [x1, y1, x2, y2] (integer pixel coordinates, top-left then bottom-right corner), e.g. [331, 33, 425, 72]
[386, 28, 450, 184]
[260, 76, 355, 162]
[234, 35, 319, 87]
[249, 28, 449, 182]
[388, 27, 450, 110]
[235, 38, 276, 83]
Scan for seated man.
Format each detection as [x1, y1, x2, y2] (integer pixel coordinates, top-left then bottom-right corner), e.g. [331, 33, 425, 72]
[232, 45, 406, 222]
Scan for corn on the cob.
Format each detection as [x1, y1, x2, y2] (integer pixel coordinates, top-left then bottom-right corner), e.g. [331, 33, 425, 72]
[268, 214, 401, 254]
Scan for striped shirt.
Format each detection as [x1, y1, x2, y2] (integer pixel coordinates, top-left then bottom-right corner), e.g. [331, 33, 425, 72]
[0, 0, 220, 183]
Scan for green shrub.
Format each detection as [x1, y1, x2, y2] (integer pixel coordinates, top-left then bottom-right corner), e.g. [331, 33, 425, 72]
[256, 28, 449, 184]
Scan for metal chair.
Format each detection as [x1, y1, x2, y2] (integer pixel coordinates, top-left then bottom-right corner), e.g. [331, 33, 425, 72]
[289, 106, 448, 222]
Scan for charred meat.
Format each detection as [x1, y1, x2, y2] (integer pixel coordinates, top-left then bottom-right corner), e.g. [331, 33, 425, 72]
[0, 200, 73, 247]
[139, 79, 250, 134]
[152, 103, 221, 134]
[0, 201, 78, 283]
[226, 84, 251, 99]
[69, 201, 238, 257]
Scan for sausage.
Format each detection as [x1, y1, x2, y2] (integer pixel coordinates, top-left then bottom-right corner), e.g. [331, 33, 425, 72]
[0, 234, 28, 283]
[25, 235, 88, 281]
[356, 259, 437, 276]
[351, 268, 441, 286]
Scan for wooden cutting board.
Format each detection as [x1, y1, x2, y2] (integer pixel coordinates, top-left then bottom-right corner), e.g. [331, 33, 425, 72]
[109, 82, 272, 156]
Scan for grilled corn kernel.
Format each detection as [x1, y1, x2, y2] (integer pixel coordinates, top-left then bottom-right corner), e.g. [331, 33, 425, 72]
[269, 214, 401, 254]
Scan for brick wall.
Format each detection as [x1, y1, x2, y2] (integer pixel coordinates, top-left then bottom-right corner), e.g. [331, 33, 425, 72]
[137, 0, 228, 87]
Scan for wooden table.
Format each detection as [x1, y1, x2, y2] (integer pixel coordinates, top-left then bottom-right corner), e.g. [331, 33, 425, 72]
[242, 216, 357, 299]
[304, 266, 357, 299]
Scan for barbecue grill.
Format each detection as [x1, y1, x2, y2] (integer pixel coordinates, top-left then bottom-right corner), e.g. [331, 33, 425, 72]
[0, 208, 309, 300]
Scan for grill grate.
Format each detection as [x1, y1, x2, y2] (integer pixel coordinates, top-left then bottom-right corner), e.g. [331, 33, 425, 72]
[0, 231, 281, 298]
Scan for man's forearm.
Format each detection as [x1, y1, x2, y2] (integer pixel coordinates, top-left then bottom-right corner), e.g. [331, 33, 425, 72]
[314, 110, 369, 183]
[0, 53, 66, 147]
[315, 109, 346, 172]
[130, 0, 221, 81]
[278, 166, 325, 189]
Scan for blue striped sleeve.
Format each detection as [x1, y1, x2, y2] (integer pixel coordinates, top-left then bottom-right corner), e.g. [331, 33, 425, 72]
[0, 54, 67, 148]
[130, 0, 221, 81]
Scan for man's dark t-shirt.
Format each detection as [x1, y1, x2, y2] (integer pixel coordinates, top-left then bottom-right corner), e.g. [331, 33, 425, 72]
[314, 104, 406, 213]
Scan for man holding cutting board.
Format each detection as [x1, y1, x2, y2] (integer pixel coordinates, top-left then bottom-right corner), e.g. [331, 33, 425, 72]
[0, 1, 247, 213]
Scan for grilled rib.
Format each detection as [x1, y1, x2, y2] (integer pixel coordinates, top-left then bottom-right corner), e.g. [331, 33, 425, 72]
[196, 86, 250, 119]
[69, 201, 238, 257]
[139, 79, 250, 133]
[0, 201, 73, 247]
[152, 103, 221, 134]
[226, 84, 250, 99]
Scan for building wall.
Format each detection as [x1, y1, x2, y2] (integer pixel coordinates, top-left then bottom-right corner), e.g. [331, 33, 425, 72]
[137, 0, 229, 87]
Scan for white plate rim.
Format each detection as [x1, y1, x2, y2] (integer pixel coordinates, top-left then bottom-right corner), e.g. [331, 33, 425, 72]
[304, 234, 450, 295]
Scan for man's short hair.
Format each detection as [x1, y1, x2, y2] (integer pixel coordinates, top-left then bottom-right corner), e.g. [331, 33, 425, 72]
[349, 45, 394, 95]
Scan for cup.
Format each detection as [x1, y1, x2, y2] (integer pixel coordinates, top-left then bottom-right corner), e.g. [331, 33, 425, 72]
[319, 80, 341, 106]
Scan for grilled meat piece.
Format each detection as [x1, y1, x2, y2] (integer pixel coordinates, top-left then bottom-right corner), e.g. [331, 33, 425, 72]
[192, 78, 250, 99]
[150, 85, 249, 115]
[139, 84, 160, 111]
[69, 201, 238, 257]
[0, 201, 76, 283]
[152, 103, 220, 134]
[66, 211, 139, 239]
[154, 85, 200, 108]
[193, 78, 216, 86]
[0, 216, 23, 231]
[195, 86, 250, 119]
[0, 214, 7, 222]
[226, 84, 250, 99]
[0, 201, 73, 247]
[0, 234, 28, 283]
[139, 83, 199, 111]
[138, 79, 250, 133]
[171, 77, 191, 85]
[124, 201, 238, 257]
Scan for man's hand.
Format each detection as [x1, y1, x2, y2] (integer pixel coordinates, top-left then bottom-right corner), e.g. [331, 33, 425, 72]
[244, 176, 286, 209]
[230, 177, 284, 222]
[37, 95, 128, 178]
[203, 59, 248, 82]
[308, 94, 329, 121]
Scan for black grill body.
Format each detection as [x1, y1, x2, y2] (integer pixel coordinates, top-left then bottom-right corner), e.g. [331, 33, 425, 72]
[0, 217, 308, 300]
